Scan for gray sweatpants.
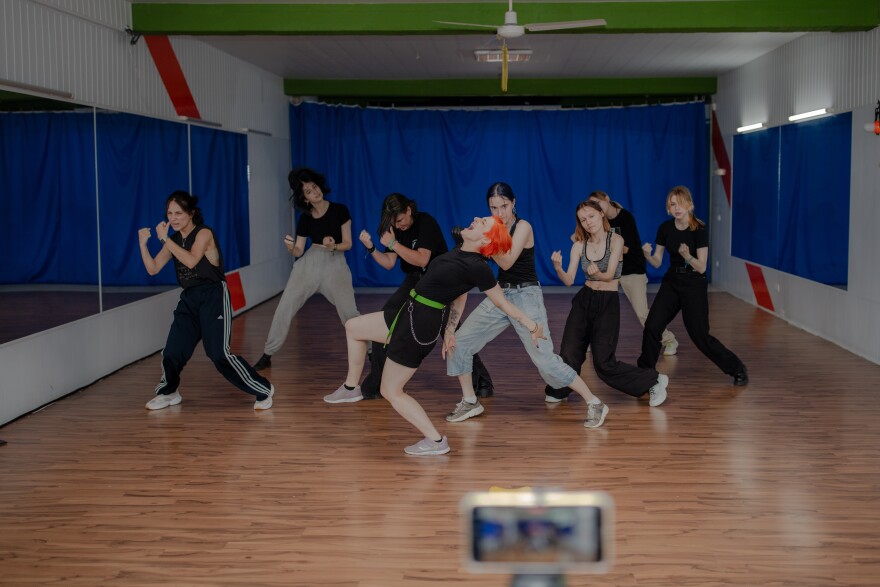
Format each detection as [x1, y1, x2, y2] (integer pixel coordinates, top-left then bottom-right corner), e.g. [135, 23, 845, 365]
[263, 246, 360, 356]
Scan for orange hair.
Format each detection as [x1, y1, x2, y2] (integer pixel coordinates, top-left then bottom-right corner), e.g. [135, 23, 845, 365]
[479, 216, 512, 257]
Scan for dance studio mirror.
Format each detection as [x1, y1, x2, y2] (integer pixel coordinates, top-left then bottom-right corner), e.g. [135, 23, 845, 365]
[0, 90, 177, 345]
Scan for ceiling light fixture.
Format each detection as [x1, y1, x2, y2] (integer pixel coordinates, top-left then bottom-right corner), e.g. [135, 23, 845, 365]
[736, 122, 765, 133]
[788, 108, 830, 122]
[474, 49, 532, 63]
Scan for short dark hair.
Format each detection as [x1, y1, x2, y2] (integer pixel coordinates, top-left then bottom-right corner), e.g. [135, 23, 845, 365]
[378, 192, 417, 235]
[166, 190, 203, 225]
[288, 167, 331, 212]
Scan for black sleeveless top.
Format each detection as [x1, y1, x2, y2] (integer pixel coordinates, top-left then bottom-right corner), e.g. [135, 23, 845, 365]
[171, 224, 226, 289]
[496, 218, 538, 285]
[582, 231, 622, 281]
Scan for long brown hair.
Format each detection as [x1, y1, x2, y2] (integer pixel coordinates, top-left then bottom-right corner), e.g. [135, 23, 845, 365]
[588, 190, 623, 212]
[666, 186, 705, 231]
[573, 200, 610, 242]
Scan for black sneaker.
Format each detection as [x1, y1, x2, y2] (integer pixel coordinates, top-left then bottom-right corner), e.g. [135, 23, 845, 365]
[733, 366, 749, 386]
[254, 354, 272, 371]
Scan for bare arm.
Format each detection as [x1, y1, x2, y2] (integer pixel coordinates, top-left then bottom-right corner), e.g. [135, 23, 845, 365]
[483, 284, 546, 347]
[680, 244, 708, 274]
[551, 241, 582, 287]
[492, 220, 532, 270]
[138, 227, 173, 275]
[643, 242, 665, 269]
[360, 229, 396, 270]
[441, 293, 468, 359]
[284, 234, 308, 258]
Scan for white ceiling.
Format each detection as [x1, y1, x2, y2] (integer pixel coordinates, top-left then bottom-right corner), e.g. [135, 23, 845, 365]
[197, 31, 805, 81]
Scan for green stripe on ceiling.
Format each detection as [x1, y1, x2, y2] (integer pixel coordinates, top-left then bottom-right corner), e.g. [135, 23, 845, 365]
[283, 77, 717, 98]
[132, 1, 879, 35]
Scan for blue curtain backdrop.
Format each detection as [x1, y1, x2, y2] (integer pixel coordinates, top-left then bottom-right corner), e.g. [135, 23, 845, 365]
[290, 101, 709, 287]
[732, 127, 780, 269]
[0, 112, 98, 284]
[190, 125, 250, 272]
[778, 114, 850, 285]
[96, 112, 189, 286]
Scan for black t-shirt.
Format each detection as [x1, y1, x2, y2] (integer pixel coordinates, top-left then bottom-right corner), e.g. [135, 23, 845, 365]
[171, 224, 226, 288]
[609, 208, 646, 276]
[413, 248, 497, 305]
[296, 201, 351, 245]
[655, 219, 709, 269]
[387, 212, 448, 274]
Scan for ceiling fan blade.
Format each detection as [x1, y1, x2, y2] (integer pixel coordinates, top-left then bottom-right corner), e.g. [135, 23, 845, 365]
[433, 20, 499, 30]
[524, 19, 607, 32]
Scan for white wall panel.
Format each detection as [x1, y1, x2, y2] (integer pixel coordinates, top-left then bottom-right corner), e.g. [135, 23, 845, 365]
[714, 30, 880, 364]
[1, 0, 292, 424]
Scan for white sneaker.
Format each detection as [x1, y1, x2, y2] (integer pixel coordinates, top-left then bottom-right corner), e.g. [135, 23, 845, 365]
[663, 339, 679, 356]
[323, 383, 363, 404]
[649, 374, 669, 407]
[146, 391, 181, 410]
[544, 394, 565, 403]
[254, 384, 275, 410]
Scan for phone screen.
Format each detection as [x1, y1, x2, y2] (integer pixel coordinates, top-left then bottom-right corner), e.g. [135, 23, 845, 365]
[472, 505, 603, 564]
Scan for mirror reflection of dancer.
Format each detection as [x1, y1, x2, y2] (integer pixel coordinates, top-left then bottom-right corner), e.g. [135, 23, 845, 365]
[546, 200, 669, 407]
[254, 168, 359, 371]
[330, 193, 493, 402]
[443, 182, 609, 429]
[329, 216, 547, 456]
[138, 191, 274, 410]
[638, 186, 749, 386]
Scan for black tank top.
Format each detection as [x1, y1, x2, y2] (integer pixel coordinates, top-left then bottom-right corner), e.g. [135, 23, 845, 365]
[496, 218, 538, 285]
[171, 224, 226, 288]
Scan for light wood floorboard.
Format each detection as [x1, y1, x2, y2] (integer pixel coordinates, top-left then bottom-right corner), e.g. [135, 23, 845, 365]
[1, 291, 878, 586]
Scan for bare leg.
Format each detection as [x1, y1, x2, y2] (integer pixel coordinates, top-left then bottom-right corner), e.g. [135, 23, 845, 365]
[343, 312, 389, 387]
[567, 375, 600, 404]
[457, 374, 478, 403]
[382, 359, 442, 441]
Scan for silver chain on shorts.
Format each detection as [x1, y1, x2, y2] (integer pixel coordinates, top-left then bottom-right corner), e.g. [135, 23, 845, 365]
[408, 300, 446, 346]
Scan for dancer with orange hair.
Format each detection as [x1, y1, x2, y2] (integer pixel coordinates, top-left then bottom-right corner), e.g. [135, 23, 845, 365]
[328, 215, 543, 456]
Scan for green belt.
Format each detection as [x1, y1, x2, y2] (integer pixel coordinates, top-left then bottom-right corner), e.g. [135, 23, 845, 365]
[385, 289, 445, 345]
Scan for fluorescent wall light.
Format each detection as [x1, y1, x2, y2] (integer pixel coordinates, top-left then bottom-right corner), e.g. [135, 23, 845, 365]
[178, 115, 222, 128]
[736, 122, 765, 133]
[238, 127, 272, 136]
[474, 49, 532, 63]
[788, 108, 829, 122]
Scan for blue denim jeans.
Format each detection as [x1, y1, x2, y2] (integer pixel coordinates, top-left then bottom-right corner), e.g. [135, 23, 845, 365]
[446, 285, 577, 389]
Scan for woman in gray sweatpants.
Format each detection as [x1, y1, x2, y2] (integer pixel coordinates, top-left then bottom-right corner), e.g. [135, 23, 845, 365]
[254, 168, 359, 370]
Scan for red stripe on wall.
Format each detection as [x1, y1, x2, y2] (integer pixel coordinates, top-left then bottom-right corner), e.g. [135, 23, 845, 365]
[744, 263, 775, 311]
[710, 110, 732, 206]
[225, 272, 247, 312]
[144, 35, 201, 119]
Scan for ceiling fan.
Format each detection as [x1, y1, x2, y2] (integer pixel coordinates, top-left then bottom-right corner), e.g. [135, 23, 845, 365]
[434, 0, 607, 91]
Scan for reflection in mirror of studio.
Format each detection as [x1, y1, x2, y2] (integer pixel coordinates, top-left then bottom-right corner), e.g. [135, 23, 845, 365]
[1, 90, 248, 345]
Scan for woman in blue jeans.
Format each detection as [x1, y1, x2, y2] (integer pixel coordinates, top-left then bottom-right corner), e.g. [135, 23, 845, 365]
[443, 182, 608, 428]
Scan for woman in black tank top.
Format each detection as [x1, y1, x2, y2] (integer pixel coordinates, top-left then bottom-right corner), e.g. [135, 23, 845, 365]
[549, 200, 669, 406]
[137, 191, 274, 411]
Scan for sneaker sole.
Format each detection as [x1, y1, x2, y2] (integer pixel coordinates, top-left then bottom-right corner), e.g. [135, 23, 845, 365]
[544, 395, 564, 403]
[323, 395, 364, 404]
[584, 405, 609, 428]
[145, 395, 182, 410]
[446, 404, 484, 423]
[404, 446, 451, 456]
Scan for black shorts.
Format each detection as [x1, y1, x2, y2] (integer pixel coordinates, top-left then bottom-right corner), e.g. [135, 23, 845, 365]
[383, 298, 445, 369]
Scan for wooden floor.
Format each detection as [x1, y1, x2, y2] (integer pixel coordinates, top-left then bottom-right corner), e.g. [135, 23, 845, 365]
[1, 291, 879, 586]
